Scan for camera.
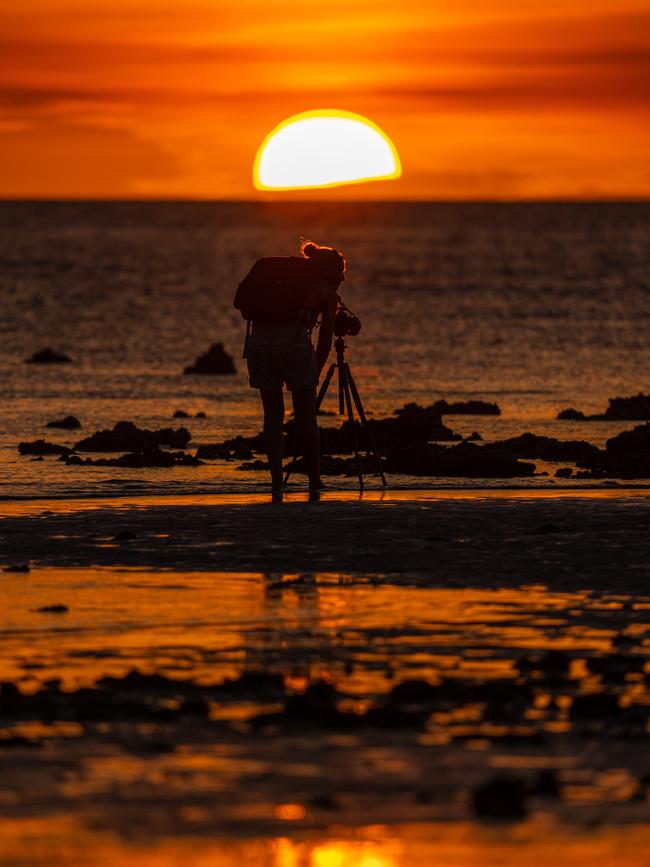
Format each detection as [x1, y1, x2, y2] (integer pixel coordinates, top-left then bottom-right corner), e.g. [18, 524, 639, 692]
[334, 298, 362, 337]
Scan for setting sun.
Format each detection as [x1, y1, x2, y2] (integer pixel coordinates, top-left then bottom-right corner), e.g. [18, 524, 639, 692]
[253, 110, 402, 191]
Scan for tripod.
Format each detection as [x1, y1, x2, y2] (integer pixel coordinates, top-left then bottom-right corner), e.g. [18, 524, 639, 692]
[284, 335, 387, 491]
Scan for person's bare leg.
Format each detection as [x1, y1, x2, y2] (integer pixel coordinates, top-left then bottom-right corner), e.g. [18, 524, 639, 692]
[292, 388, 322, 489]
[260, 387, 285, 490]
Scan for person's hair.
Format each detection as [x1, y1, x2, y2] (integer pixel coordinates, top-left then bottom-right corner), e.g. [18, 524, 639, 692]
[300, 239, 346, 285]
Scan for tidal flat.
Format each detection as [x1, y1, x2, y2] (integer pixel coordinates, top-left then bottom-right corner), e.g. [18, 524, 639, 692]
[1, 490, 649, 866]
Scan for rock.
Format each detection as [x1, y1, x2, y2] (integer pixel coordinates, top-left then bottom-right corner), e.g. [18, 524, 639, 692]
[35, 604, 69, 613]
[488, 432, 601, 464]
[578, 423, 650, 478]
[529, 770, 561, 798]
[45, 415, 81, 429]
[384, 441, 535, 478]
[557, 408, 586, 420]
[472, 775, 528, 820]
[74, 421, 191, 452]
[467, 431, 483, 441]
[183, 342, 236, 375]
[173, 410, 190, 418]
[25, 348, 73, 364]
[570, 692, 620, 719]
[386, 679, 443, 705]
[65, 446, 203, 468]
[557, 393, 650, 422]
[195, 411, 206, 418]
[586, 654, 646, 681]
[196, 443, 234, 460]
[3, 563, 30, 573]
[431, 399, 500, 415]
[604, 393, 650, 420]
[18, 439, 70, 456]
[555, 467, 573, 478]
[30, 456, 44, 462]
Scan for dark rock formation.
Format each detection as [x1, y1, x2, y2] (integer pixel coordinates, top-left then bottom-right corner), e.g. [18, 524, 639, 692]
[487, 432, 601, 464]
[558, 393, 650, 421]
[74, 421, 191, 452]
[555, 467, 573, 478]
[557, 408, 586, 420]
[19, 439, 70, 456]
[183, 342, 236, 375]
[46, 415, 81, 429]
[472, 776, 528, 820]
[63, 446, 202, 468]
[25, 348, 73, 364]
[577, 423, 650, 478]
[383, 441, 535, 478]
[173, 409, 190, 418]
[432, 399, 500, 415]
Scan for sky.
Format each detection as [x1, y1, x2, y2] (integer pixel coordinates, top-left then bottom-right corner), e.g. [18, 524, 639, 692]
[1, 0, 649, 199]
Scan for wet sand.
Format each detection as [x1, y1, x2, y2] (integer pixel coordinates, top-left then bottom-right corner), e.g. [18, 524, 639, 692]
[1, 490, 649, 866]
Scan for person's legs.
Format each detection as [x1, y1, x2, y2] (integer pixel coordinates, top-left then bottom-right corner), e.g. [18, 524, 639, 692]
[260, 387, 285, 490]
[291, 388, 322, 489]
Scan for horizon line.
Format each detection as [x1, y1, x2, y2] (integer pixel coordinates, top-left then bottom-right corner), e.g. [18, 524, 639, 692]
[1, 196, 649, 205]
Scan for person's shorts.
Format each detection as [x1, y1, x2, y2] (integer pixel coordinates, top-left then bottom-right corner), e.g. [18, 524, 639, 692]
[246, 327, 318, 391]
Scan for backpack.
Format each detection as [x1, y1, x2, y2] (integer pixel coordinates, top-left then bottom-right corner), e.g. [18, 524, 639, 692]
[234, 257, 316, 323]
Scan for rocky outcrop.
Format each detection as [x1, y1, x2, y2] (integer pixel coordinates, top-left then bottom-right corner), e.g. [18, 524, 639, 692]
[25, 348, 73, 364]
[74, 421, 191, 452]
[487, 432, 601, 465]
[18, 439, 70, 456]
[576, 423, 650, 478]
[431, 399, 500, 415]
[183, 343, 236, 375]
[558, 392, 650, 421]
[64, 446, 202, 468]
[383, 441, 535, 477]
[46, 415, 81, 429]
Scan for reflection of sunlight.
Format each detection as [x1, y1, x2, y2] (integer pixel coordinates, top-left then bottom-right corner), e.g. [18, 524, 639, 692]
[312, 841, 398, 867]
[254, 110, 401, 190]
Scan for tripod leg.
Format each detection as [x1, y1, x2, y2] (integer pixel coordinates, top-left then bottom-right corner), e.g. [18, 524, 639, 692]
[284, 362, 336, 485]
[316, 362, 336, 411]
[346, 364, 387, 487]
[342, 367, 364, 492]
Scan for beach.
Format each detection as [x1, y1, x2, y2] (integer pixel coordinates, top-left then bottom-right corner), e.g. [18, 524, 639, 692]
[1, 490, 649, 866]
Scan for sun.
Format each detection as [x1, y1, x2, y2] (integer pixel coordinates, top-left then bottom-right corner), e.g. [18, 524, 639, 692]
[254, 109, 401, 191]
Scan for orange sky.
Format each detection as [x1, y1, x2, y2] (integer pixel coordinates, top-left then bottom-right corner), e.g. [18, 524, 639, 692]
[1, 0, 649, 199]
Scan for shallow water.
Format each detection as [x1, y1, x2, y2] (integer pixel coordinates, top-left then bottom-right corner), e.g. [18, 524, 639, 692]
[1, 201, 649, 498]
[1, 562, 648, 865]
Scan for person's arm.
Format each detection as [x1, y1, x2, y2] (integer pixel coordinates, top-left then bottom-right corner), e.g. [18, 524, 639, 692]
[315, 284, 338, 376]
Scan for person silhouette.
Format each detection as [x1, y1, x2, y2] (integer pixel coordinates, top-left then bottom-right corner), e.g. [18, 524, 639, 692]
[234, 240, 345, 493]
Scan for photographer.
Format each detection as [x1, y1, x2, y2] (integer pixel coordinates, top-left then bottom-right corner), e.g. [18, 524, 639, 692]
[234, 240, 345, 493]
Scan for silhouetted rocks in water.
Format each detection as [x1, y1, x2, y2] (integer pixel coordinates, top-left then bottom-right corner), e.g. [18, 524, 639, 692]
[570, 692, 620, 720]
[472, 775, 529, 820]
[3, 563, 30, 573]
[63, 446, 202, 468]
[576, 423, 650, 478]
[432, 399, 500, 415]
[45, 415, 81, 429]
[183, 342, 235, 375]
[557, 408, 587, 420]
[25, 348, 73, 364]
[35, 604, 69, 613]
[558, 392, 650, 421]
[555, 467, 573, 478]
[173, 409, 190, 418]
[586, 654, 646, 682]
[384, 442, 535, 477]
[19, 439, 70, 456]
[73, 420, 191, 452]
[197, 442, 254, 461]
[486, 432, 601, 465]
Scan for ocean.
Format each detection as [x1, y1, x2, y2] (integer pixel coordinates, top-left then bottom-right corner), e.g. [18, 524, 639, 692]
[1, 200, 649, 498]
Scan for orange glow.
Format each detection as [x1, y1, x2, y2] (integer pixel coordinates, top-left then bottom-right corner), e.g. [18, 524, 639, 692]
[254, 110, 401, 190]
[0, 1, 649, 198]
